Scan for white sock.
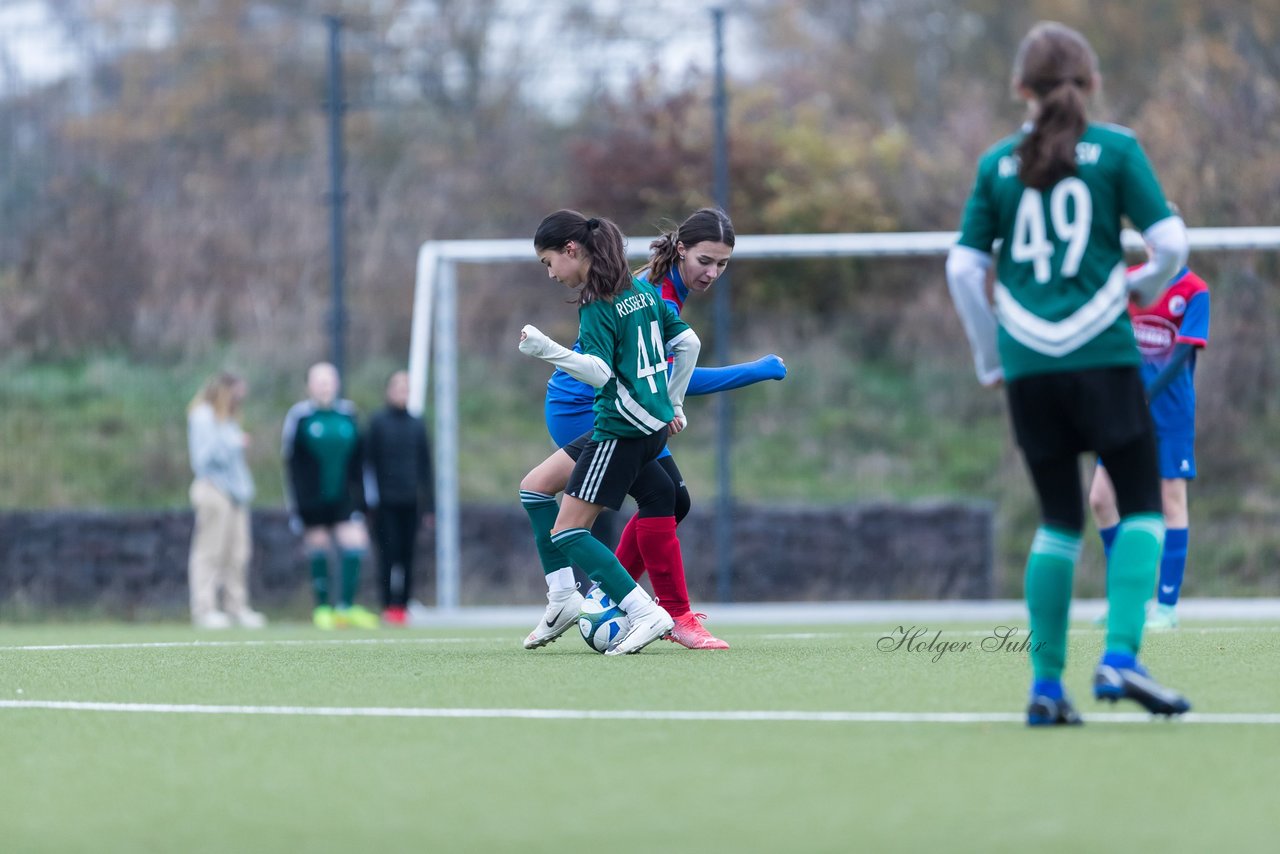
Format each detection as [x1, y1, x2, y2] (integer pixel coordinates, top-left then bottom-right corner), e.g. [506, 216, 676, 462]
[619, 586, 654, 616]
[547, 567, 576, 594]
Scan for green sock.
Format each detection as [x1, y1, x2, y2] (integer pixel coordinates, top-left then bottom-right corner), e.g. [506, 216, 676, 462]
[309, 551, 330, 607]
[521, 491, 571, 575]
[1105, 514, 1165, 655]
[1024, 526, 1081, 682]
[339, 550, 363, 608]
[552, 528, 637, 603]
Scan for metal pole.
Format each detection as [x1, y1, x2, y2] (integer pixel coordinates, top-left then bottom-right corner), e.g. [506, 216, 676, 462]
[324, 15, 347, 380]
[435, 261, 460, 611]
[711, 7, 733, 602]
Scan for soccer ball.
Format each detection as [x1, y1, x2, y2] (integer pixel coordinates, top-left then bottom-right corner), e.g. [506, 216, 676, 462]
[577, 586, 631, 653]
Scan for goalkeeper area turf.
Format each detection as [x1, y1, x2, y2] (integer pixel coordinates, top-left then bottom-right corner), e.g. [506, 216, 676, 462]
[2, 612, 1277, 853]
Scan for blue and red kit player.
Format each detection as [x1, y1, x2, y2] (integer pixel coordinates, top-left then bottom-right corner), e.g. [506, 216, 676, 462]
[1090, 265, 1210, 629]
[542, 208, 786, 649]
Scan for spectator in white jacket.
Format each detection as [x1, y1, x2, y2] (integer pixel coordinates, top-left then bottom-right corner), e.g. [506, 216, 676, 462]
[187, 371, 265, 629]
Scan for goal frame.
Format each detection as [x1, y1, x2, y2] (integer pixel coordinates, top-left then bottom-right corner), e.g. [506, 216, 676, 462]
[410, 227, 1280, 610]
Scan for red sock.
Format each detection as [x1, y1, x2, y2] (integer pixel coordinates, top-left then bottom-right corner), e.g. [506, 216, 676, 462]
[615, 513, 645, 581]
[636, 516, 690, 617]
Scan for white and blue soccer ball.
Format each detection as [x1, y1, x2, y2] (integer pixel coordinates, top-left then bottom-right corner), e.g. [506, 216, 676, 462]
[577, 586, 631, 653]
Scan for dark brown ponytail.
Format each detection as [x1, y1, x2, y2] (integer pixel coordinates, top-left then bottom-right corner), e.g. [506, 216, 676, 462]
[1012, 22, 1098, 191]
[534, 209, 630, 305]
[638, 207, 736, 285]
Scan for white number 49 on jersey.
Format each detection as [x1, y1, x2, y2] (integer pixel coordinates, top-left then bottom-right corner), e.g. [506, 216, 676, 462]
[1011, 177, 1093, 283]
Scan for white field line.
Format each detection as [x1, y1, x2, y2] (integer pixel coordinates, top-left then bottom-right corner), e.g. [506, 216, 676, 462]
[0, 637, 508, 652]
[0, 699, 1277, 725]
[4, 625, 1278, 653]
[761, 626, 1280, 640]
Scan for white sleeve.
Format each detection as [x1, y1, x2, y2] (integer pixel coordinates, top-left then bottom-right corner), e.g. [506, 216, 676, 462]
[187, 407, 228, 473]
[1126, 216, 1189, 306]
[518, 325, 613, 388]
[664, 328, 701, 409]
[945, 245, 1004, 385]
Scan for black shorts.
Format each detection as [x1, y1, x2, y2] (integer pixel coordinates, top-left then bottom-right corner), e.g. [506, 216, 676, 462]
[563, 430, 669, 511]
[1006, 366, 1154, 464]
[298, 498, 359, 528]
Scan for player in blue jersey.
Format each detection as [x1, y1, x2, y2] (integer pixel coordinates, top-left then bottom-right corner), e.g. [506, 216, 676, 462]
[1090, 262, 1210, 630]
[542, 208, 787, 649]
[519, 210, 702, 654]
[946, 22, 1192, 724]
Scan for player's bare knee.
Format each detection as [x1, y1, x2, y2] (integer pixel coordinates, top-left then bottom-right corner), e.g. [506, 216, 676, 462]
[303, 528, 332, 550]
[520, 469, 554, 494]
[335, 523, 368, 551]
[1087, 487, 1114, 521]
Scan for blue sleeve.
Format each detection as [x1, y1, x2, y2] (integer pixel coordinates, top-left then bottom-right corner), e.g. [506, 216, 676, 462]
[1145, 343, 1194, 401]
[1177, 291, 1210, 346]
[687, 355, 787, 396]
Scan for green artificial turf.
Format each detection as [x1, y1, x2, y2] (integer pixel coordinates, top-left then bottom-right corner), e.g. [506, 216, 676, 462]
[1, 621, 1276, 853]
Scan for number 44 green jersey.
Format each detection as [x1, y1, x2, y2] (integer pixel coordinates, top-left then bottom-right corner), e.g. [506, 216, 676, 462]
[956, 122, 1175, 380]
[578, 277, 694, 439]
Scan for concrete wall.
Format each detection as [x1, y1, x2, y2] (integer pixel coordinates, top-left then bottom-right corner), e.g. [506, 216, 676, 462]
[0, 502, 993, 618]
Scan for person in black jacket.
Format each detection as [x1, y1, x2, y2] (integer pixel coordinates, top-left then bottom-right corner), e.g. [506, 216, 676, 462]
[364, 370, 435, 626]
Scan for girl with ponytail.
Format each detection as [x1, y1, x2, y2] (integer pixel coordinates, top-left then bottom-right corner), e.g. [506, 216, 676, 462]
[946, 21, 1191, 724]
[531, 207, 787, 650]
[517, 209, 702, 654]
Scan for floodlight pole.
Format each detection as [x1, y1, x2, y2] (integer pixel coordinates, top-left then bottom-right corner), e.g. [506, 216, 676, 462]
[711, 7, 733, 602]
[325, 15, 348, 380]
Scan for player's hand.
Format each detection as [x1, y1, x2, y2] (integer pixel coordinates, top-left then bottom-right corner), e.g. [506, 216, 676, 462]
[668, 406, 687, 435]
[760, 354, 787, 381]
[978, 367, 1005, 389]
[518, 324, 549, 357]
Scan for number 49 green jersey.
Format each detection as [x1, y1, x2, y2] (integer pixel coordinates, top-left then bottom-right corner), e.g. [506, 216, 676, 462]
[578, 277, 694, 439]
[956, 122, 1174, 380]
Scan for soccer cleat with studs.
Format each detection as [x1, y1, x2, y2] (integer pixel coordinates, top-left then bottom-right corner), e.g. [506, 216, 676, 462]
[1144, 604, 1179, 631]
[1026, 693, 1084, 727]
[665, 612, 730, 650]
[604, 604, 674, 655]
[523, 588, 585, 649]
[312, 606, 336, 631]
[335, 604, 381, 629]
[382, 606, 409, 627]
[1093, 662, 1191, 716]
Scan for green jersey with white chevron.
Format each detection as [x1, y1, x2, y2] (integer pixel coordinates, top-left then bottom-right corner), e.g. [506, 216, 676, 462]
[578, 276, 693, 439]
[956, 122, 1174, 380]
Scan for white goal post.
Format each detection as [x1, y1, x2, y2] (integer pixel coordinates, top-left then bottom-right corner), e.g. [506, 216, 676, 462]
[410, 226, 1280, 611]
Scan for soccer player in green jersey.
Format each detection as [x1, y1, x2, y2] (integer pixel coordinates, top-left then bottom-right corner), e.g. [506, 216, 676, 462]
[518, 210, 701, 655]
[946, 22, 1192, 724]
[282, 362, 379, 630]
